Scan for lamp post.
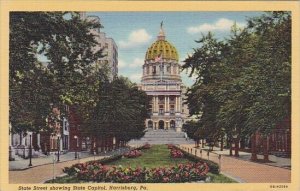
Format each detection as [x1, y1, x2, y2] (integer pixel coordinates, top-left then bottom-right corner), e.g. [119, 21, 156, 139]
[57, 134, 60, 162]
[74, 135, 78, 159]
[28, 132, 32, 167]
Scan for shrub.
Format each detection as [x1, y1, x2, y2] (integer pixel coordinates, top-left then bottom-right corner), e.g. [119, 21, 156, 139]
[63, 161, 209, 183]
[170, 149, 184, 158]
[174, 146, 220, 174]
[123, 149, 142, 158]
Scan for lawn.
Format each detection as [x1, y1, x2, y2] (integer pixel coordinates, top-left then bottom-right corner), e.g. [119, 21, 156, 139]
[47, 144, 237, 183]
[107, 145, 190, 168]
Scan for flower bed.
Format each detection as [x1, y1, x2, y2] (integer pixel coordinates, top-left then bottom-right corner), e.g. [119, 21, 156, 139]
[170, 149, 184, 158]
[63, 161, 209, 183]
[123, 149, 142, 158]
[168, 144, 184, 158]
[174, 146, 220, 174]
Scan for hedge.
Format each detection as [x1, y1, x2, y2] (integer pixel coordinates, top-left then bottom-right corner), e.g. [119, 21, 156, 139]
[175, 146, 220, 174]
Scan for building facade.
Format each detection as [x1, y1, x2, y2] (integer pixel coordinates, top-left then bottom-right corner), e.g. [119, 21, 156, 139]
[83, 14, 118, 80]
[140, 24, 188, 132]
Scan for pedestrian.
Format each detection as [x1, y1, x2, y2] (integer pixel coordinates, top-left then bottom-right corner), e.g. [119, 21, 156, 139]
[184, 132, 188, 141]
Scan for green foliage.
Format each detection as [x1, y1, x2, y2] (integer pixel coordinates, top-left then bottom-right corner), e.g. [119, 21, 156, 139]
[177, 147, 220, 174]
[9, 12, 104, 134]
[182, 120, 201, 140]
[86, 76, 149, 142]
[182, 12, 291, 143]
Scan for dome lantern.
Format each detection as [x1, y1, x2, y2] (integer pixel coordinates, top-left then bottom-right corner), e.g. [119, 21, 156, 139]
[157, 21, 166, 40]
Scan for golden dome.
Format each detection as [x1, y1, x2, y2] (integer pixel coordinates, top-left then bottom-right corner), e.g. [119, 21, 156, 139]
[145, 40, 179, 61]
[145, 22, 179, 61]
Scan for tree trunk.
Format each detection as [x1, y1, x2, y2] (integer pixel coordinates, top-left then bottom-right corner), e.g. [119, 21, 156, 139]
[240, 137, 245, 149]
[221, 136, 224, 151]
[234, 137, 239, 157]
[263, 136, 269, 162]
[229, 139, 233, 156]
[251, 133, 258, 161]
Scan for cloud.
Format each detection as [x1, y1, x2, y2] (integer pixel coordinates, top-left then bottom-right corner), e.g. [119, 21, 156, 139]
[118, 58, 144, 69]
[118, 59, 127, 68]
[129, 58, 144, 68]
[119, 29, 152, 49]
[128, 73, 142, 83]
[187, 18, 246, 34]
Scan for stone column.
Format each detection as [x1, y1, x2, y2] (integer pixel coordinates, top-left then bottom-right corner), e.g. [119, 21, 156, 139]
[166, 96, 169, 112]
[175, 96, 178, 112]
[178, 96, 181, 113]
[164, 96, 167, 112]
[37, 133, 41, 151]
[22, 135, 26, 146]
[155, 96, 158, 112]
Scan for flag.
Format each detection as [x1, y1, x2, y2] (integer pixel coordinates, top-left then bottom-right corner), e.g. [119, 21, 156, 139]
[154, 54, 162, 62]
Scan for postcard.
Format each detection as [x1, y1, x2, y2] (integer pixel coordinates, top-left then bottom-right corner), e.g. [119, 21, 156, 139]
[0, 1, 299, 191]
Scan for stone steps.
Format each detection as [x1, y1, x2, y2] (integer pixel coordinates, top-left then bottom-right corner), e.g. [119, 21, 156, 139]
[128, 129, 192, 145]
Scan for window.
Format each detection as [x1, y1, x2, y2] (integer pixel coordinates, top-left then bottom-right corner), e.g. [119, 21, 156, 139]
[170, 105, 175, 115]
[148, 105, 152, 115]
[152, 66, 156, 74]
[159, 105, 164, 115]
[167, 65, 171, 73]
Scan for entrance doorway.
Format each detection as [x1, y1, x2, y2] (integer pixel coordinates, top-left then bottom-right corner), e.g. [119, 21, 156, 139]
[159, 120, 164, 129]
[148, 120, 153, 129]
[170, 120, 175, 129]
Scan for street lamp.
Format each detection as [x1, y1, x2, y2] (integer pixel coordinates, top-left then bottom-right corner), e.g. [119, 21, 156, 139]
[28, 132, 33, 167]
[57, 134, 61, 162]
[74, 135, 78, 159]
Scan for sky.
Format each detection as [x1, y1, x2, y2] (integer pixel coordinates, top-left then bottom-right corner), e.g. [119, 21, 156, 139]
[87, 12, 264, 86]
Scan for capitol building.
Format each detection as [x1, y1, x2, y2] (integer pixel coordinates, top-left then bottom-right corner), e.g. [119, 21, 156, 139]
[139, 23, 189, 132]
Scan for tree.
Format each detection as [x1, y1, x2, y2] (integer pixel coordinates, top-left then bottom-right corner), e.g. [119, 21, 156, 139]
[182, 120, 201, 147]
[87, 76, 149, 149]
[182, 32, 227, 149]
[9, 12, 104, 135]
[182, 12, 291, 159]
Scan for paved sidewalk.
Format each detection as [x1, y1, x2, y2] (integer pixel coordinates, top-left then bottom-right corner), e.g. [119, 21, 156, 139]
[9, 148, 129, 171]
[197, 146, 291, 169]
[9, 155, 107, 183]
[180, 144, 291, 183]
[9, 148, 130, 183]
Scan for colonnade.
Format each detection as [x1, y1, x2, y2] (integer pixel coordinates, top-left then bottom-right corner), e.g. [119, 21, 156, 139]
[151, 95, 181, 113]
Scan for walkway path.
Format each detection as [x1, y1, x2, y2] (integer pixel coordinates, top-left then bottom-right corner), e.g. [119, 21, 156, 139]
[9, 155, 108, 183]
[9, 148, 129, 183]
[180, 144, 291, 183]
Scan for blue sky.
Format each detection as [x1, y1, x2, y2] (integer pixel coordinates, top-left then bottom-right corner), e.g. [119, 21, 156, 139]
[88, 12, 264, 86]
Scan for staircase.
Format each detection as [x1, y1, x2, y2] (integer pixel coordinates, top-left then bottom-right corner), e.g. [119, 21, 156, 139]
[128, 129, 194, 145]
